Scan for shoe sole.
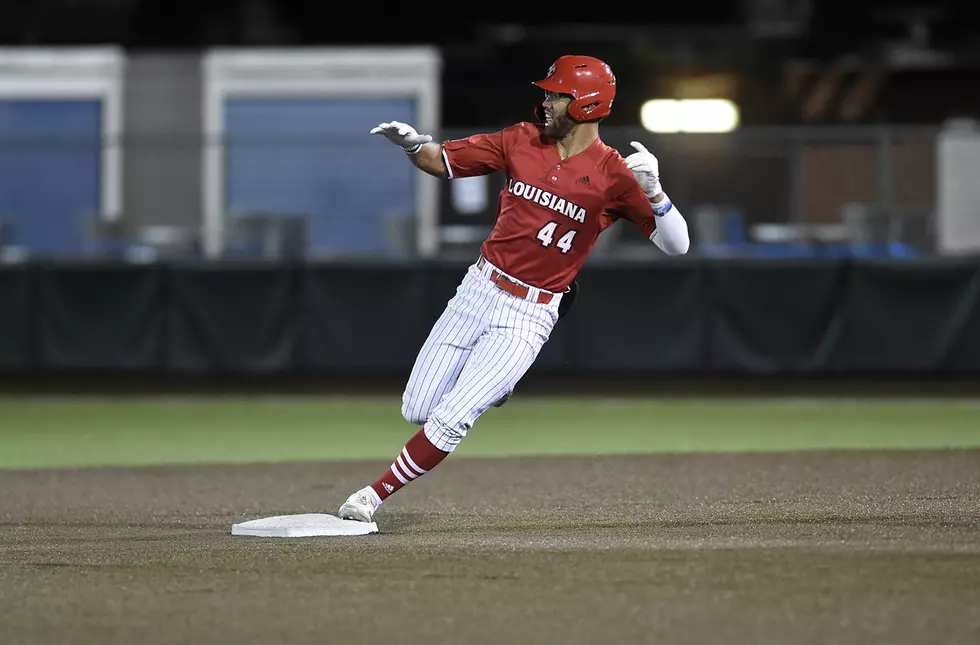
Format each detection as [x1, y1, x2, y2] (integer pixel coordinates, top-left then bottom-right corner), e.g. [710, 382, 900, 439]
[339, 503, 373, 523]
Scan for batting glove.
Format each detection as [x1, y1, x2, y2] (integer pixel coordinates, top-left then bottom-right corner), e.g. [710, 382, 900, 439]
[371, 121, 433, 154]
[625, 141, 664, 200]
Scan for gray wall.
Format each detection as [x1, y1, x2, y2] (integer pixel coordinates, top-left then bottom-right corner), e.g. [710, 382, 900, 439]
[122, 54, 202, 231]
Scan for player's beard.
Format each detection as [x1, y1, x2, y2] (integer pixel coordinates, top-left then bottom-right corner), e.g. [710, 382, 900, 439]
[544, 113, 574, 140]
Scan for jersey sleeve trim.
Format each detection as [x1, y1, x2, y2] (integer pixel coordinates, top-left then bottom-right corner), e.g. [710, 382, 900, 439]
[442, 147, 454, 179]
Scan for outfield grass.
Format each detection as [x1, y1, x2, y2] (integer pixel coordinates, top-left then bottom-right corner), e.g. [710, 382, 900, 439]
[1, 396, 979, 470]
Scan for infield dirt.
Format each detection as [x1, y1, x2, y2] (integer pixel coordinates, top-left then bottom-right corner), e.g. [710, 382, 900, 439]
[3, 450, 979, 645]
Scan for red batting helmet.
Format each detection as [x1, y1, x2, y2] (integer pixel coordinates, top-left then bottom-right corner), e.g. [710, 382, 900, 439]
[532, 55, 617, 122]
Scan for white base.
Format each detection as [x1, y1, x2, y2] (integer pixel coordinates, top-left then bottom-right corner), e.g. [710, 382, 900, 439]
[231, 513, 378, 537]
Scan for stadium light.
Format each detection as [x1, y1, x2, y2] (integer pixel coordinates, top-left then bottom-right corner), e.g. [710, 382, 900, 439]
[640, 99, 740, 133]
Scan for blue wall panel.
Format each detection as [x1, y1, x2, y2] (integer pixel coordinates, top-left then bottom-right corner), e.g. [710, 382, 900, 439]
[0, 99, 102, 256]
[224, 97, 417, 256]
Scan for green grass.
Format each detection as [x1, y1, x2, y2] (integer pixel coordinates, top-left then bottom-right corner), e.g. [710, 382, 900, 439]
[1, 396, 979, 470]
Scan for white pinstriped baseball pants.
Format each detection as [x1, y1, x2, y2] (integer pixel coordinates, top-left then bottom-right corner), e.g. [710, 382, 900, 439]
[401, 257, 564, 452]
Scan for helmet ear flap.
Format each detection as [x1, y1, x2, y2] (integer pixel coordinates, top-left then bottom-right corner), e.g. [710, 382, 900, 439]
[569, 100, 602, 122]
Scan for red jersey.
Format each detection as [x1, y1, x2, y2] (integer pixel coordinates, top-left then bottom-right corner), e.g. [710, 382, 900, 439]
[442, 121, 660, 292]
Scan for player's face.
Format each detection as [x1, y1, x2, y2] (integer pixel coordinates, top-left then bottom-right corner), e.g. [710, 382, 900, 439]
[542, 91, 574, 138]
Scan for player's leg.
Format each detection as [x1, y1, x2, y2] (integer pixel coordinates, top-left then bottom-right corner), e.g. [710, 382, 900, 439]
[338, 320, 475, 521]
[339, 266, 495, 522]
[339, 329, 551, 523]
[421, 329, 540, 452]
[340, 327, 542, 521]
[490, 280, 573, 409]
[338, 322, 471, 522]
[371, 288, 556, 495]
[339, 262, 560, 523]
[400, 259, 499, 423]
[400, 303, 479, 426]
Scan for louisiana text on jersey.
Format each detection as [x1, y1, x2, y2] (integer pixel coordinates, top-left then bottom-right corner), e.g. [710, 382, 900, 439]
[506, 178, 587, 224]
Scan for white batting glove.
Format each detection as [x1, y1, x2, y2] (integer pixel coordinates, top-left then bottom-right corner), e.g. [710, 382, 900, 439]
[624, 141, 663, 199]
[370, 121, 432, 154]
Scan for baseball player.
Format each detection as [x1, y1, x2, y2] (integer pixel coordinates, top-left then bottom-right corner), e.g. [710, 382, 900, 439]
[339, 55, 689, 523]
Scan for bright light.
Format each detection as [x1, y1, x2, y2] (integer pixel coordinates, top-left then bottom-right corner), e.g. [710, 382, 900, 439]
[640, 99, 740, 133]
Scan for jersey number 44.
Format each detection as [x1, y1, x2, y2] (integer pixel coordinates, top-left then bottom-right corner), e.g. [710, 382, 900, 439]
[536, 221, 577, 254]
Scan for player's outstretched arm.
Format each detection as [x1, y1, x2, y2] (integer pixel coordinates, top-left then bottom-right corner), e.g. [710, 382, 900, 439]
[406, 142, 449, 178]
[371, 121, 448, 178]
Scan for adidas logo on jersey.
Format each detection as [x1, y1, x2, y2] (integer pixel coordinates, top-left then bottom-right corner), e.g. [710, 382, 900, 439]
[576, 175, 590, 185]
[506, 178, 587, 223]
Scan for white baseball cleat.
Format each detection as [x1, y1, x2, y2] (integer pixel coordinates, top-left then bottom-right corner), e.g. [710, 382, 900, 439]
[339, 486, 381, 523]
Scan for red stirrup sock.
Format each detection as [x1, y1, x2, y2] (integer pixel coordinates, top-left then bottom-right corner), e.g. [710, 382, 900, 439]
[370, 428, 449, 501]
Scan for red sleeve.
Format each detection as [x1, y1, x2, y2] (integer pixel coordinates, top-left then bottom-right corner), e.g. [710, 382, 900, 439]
[606, 174, 658, 239]
[441, 128, 510, 178]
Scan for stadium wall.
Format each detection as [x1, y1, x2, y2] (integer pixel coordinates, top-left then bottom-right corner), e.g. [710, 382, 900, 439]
[2, 258, 979, 395]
